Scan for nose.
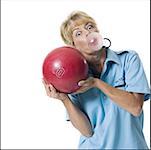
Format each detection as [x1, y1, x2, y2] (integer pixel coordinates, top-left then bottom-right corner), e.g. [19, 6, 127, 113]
[83, 29, 90, 37]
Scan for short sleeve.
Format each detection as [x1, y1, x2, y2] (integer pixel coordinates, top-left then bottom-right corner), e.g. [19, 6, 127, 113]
[124, 51, 150, 101]
[65, 93, 80, 121]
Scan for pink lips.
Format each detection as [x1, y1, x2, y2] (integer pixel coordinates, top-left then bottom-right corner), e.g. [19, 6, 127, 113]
[87, 32, 103, 51]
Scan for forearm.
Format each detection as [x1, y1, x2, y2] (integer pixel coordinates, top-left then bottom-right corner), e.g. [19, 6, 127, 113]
[95, 79, 143, 116]
[62, 97, 93, 137]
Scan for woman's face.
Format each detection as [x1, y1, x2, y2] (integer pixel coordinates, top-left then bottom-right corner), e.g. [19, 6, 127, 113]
[71, 20, 102, 63]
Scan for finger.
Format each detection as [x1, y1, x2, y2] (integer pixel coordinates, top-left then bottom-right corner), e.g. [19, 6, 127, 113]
[73, 89, 85, 94]
[42, 80, 50, 91]
[44, 86, 51, 97]
[42, 78, 49, 85]
[48, 84, 59, 98]
[42, 79, 46, 85]
[78, 81, 90, 87]
[42, 80, 48, 90]
[78, 80, 86, 86]
[42, 78, 46, 83]
[78, 77, 92, 86]
[42, 80, 52, 97]
[72, 87, 85, 94]
[79, 77, 94, 86]
[42, 79, 49, 90]
[48, 84, 56, 92]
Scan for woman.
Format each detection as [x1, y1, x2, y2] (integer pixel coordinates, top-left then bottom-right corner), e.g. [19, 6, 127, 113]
[43, 11, 150, 149]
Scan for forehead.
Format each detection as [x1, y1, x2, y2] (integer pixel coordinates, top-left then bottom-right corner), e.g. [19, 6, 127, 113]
[69, 18, 95, 32]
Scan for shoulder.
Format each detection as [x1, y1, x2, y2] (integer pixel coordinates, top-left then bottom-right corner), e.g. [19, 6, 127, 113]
[115, 49, 138, 56]
[113, 50, 142, 73]
[114, 49, 140, 62]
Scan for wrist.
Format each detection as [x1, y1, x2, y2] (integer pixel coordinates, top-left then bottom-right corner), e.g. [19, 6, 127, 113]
[61, 96, 70, 105]
[93, 78, 100, 88]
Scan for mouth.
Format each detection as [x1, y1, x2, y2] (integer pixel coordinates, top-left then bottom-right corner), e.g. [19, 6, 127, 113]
[86, 32, 103, 51]
[89, 38, 98, 46]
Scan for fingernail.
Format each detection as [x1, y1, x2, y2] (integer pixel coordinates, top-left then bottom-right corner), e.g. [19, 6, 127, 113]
[78, 82, 81, 86]
[78, 81, 83, 86]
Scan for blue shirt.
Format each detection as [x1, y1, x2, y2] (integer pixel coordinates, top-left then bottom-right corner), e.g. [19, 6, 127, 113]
[67, 49, 150, 149]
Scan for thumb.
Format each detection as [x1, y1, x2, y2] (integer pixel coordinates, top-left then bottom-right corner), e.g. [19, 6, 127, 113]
[78, 80, 86, 86]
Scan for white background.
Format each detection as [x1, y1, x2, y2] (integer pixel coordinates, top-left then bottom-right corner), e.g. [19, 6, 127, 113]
[1, 0, 150, 149]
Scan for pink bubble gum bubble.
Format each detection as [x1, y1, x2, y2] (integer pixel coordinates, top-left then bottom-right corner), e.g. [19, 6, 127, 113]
[87, 32, 103, 51]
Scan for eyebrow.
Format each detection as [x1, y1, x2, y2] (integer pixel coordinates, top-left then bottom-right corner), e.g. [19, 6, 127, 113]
[72, 22, 91, 33]
[85, 22, 91, 27]
[72, 27, 80, 32]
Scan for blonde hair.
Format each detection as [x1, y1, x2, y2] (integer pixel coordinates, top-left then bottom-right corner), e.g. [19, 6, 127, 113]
[60, 11, 98, 46]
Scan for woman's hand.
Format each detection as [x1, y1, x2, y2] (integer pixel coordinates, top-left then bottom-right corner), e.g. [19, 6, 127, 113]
[73, 77, 98, 94]
[42, 78, 69, 101]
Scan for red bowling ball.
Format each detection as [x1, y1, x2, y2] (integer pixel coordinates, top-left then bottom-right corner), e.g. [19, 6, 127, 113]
[42, 46, 88, 93]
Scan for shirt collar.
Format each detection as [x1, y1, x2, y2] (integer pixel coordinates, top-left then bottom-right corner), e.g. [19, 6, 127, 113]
[88, 49, 121, 75]
[105, 49, 122, 65]
[88, 49, 128, 75]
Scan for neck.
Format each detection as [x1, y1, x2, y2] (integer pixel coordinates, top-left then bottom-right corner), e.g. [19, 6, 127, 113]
[89, 48, 106, 76]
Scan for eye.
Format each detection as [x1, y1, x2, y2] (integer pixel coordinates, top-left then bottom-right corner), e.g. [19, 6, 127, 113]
[76, 31, 82, 37]
[87, 24, 94, 30]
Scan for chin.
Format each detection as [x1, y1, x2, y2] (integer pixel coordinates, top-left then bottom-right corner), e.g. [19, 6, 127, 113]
[87, 55, 100, 64]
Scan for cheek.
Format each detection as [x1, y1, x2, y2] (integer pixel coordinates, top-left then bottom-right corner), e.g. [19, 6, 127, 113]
[74, 38, 88, 49]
